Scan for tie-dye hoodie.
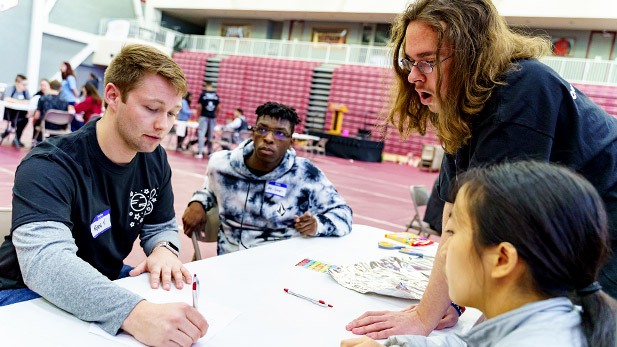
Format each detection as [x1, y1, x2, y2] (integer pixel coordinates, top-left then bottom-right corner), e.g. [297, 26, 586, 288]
[190, 140, 353, 255]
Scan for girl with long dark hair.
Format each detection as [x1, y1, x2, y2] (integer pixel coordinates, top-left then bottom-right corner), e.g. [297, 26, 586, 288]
[343, 161, 616, 347]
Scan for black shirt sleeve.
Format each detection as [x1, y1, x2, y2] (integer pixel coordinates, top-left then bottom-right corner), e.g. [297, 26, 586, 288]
[12, 154, 76, 232]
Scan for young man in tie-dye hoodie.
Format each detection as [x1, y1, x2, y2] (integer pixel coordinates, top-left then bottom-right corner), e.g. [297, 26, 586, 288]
[182, 102, 352, 255]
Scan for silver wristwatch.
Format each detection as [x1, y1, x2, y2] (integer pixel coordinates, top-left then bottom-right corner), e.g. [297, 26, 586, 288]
[152, 241, 180, 257]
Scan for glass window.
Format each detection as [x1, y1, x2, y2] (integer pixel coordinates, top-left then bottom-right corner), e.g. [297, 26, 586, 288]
[374, 24, 390, 46]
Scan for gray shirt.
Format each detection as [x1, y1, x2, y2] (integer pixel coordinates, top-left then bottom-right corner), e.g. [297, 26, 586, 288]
[385, 297, 585, 347]
[12, 218, 180, 334]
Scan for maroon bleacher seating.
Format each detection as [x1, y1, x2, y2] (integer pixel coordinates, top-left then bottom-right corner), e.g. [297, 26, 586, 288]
[215, 56, 319, 132]
[172, 51, 215, 112]
[326, 65, 440, 157]
[573, 83, 617, 118]
[174, 51, 617, 158]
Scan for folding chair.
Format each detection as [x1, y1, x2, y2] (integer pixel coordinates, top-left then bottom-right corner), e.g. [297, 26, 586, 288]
[307, 138, 328, 156]
[405, 185, 440, 238]
[191, 206, 220, 261]
[429, 146, 445, 172]
[87, 114, 102, 123]
[0, 207, 11, 241]
[33, 109, 74, 143]
[418, 145, 435, 170]
[214, 129, 235, 151]
[294, 137, 315, 157]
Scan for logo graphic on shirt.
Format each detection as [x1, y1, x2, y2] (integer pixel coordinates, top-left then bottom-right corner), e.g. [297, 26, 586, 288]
[569, 84, 577, 100]
[128, 188, 157, 228]
[276, 203, 287, 216]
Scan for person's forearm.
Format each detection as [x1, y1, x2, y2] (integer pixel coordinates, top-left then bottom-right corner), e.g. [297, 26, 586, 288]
[415, 202, 454, 329]
[4, 97, 28, 104]
[13, 221, 143, 335]
[314, 205, 353, 237]
[190, 176, 216, 211]
[139, 217, 181, 256]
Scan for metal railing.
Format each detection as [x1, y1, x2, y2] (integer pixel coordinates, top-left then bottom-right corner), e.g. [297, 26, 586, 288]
[184, 35, 391, 67]
[98, 19, 617, 85]
[98, 18, 180, 48]
[540, 56, 617, 86]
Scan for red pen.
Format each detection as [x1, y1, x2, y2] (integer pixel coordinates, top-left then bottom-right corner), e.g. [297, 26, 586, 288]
[284, 288, 333, 308]
[192, 274, 200, 309]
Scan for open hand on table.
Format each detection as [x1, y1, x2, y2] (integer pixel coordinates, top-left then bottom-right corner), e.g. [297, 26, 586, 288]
[130, 246, 192, 291]
[340, 337, 385, 347]
[401, 303, 459, 330]
[122, 301, 208, 347]
[294, 211, 318, 236]
[345, 309, 431, 339]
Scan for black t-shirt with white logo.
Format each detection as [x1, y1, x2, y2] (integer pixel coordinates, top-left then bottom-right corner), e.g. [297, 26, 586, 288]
[198, 91, 219, 118]
[437, 58, 617, 237]
[0, 121, 175, 288]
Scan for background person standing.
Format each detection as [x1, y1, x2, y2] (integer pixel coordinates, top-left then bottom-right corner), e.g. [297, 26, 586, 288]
[195, 82, 219, 158]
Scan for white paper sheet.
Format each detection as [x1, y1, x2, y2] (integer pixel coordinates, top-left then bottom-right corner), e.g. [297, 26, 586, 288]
[88, 300, 241, 346]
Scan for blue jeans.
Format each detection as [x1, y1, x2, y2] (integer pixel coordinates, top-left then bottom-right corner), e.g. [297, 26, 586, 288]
[0, 264, 134, 306]
[197, 117, 216, 155]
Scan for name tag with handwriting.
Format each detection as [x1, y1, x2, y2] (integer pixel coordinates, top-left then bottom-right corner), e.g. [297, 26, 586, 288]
[91, 209, 111, 238]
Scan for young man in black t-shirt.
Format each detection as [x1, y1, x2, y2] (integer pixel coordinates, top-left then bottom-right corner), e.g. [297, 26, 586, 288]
[0, 44, 208, 346]
[195, 82, 219, 158]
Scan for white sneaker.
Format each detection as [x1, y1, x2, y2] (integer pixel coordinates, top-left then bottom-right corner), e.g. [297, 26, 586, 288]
[194, 153, 203, 159]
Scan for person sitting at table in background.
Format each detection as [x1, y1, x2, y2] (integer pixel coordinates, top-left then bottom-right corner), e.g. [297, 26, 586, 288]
[81, 73, 101, 97]
[59, 61, 78, 106]
[342, 161, 617, 347]
[71, 82, 103, 130]
[176, 91, 195, 151]
[182, 101, 352, 255]
[31, 80, 74, 146]
[347, 0, 617, 339]
[87, 72, 100, 89]
[194, 82, 219, 158]
[223, 108, 248, 144]
[0, 44, 208, 347]
[0, 74, 31, 147]
[34, 78, 50, 97]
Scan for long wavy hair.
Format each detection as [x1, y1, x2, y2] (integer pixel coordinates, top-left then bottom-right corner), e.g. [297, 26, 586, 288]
[61, 62, 75, 80]
[387, 0, 551, 154]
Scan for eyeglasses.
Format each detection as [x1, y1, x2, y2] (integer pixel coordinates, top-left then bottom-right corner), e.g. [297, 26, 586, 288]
[253, 126, 291, 140]
[400, 56, 452, 74]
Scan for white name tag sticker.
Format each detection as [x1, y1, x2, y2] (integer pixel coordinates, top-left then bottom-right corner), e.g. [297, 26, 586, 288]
[265, 182, 287, 198]
[91, 209, 111, 238]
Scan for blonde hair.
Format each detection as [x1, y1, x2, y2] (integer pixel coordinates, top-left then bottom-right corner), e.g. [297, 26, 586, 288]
[104, 44, 186, 106]
[387, 0, 551, 154]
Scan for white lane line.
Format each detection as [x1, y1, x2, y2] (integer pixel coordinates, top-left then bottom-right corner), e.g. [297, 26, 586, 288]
[322, 168, 412, 190]
[0, 167, 16, 176]
[171, 168, 205, 179]
[353, 213, 406, 230]
[336, 184, 410, 204]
